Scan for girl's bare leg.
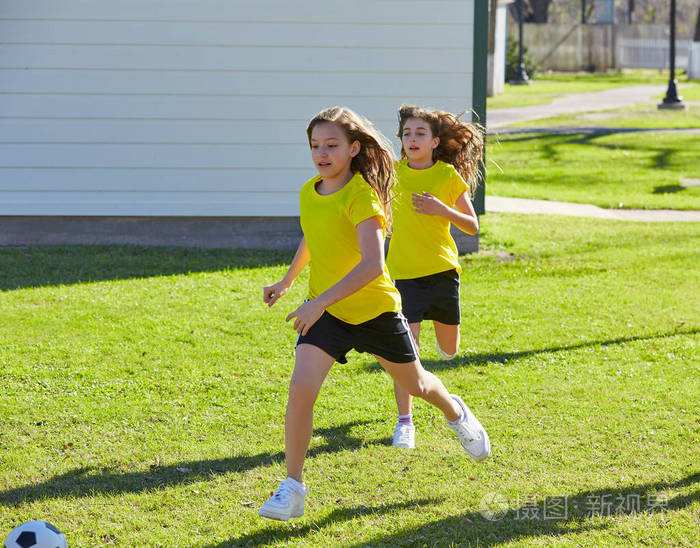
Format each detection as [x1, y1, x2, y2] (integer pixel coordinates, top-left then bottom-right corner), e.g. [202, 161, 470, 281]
[285, 344, 335, 482]
[380, 355, 460, 421]
[393, 322, 421, 416]
[434, 321, 460, 357]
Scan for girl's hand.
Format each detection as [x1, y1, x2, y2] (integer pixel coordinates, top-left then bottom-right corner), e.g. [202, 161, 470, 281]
[412, 192, 447, 216]
[285, 299, 325, 336]
[263, 280, 290, 307]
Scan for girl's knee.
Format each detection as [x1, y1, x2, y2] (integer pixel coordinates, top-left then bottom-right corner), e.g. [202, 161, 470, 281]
[412, 383, 430, 399]
[403, 378, 429, 399]
[288, 376, 321, 402]
[383, 360, 431, 398]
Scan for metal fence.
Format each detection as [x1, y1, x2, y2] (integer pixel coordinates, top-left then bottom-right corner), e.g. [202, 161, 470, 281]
[514, 24, 693, 72]
[616, 25, 691, 69]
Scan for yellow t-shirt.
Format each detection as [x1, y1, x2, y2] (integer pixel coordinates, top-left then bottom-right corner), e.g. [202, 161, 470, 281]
[387, 160, 468, 280]
[299, 171, 402, 325]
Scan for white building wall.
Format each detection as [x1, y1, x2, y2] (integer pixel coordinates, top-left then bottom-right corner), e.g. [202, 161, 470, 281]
[687, 42, 700, 80]
[491, 4, 508, 95]
[0, 1, 475, 216]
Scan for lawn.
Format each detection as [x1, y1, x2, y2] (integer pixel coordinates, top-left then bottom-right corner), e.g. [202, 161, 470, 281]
[1, 213, 698, 546]
[487, 131, 700, 210]
[506, 81, 700, 129]
[487, 69, 674, 110]
[486, 71, 700, 210]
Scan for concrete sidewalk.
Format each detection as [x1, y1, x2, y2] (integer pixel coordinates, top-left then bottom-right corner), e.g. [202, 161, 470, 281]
[489, 85, 663, 128]
[491, 127, 700, 136]
[486, 196, 700, 222]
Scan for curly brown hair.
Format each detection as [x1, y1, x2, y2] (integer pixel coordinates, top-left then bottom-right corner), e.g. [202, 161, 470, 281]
[307, 106, 396, 230]
[397, 104, 484, 197]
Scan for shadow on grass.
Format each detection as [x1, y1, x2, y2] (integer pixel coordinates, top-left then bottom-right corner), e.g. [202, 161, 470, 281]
[494, 127, 698, 137]
[348, 471, 700, 547]
[202, 472, 699, 546]
[0, 246, 292, 291]
[0, 420, 388, 507]
[493, 130, 696, 176]
[566, 132, 696, 174]
[365, 327, 699, 373]
[204, 498, 443, 547]
[653, 184, 686, 194]
[652, 147, 674, 169]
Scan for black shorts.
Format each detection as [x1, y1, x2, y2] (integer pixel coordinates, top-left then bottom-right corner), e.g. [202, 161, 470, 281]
[296, 310, 418, 364]
[394, 269, 461, 325]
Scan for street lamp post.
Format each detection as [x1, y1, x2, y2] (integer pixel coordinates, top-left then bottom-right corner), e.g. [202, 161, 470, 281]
[658, 0, 685, 109]
[512, 0, 530, 84]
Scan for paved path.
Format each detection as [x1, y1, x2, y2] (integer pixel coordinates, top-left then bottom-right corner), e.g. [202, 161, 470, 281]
[486, 86, 699, 221]
[489, 85, 663, 128]
[486, 196, 700, 222]
[490, 126, 700, 136]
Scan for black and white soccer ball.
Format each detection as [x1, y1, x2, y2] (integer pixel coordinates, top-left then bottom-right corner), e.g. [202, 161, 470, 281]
[4, 521, 67, 548]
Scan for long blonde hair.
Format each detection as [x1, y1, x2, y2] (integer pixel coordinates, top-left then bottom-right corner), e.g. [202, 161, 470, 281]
[307, 106, 396, 230]
[397, 104, 484, 198]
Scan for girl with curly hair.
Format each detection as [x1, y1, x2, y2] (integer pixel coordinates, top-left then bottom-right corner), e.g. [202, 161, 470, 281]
[387, 105, 486, 451]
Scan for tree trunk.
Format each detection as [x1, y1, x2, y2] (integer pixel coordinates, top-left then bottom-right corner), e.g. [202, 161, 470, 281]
[627, 0, 635, 24]
[528, 0, 551, 23]
[694, 4, 700, 42]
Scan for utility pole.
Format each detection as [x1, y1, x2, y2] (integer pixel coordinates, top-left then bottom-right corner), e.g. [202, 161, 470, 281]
[471, 0, 489, 215]
[658, 0, 685, 109]
[512, 0, 530, 84]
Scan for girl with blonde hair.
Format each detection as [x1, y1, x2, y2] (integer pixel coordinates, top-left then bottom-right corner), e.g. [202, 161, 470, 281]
[259, 106, 490, 521]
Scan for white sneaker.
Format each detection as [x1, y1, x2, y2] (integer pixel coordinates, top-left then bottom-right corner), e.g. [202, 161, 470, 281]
[258, 478, 306, 521]
[392, 423, 416, 449]
[447, 395, 491, 461]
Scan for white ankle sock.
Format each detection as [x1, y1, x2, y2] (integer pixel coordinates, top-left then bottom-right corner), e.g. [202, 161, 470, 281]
[397, 413, 413, 426]
[436, 342, 457, 360]
[448, 406, 465, 425]
[286, 477, 306, 493]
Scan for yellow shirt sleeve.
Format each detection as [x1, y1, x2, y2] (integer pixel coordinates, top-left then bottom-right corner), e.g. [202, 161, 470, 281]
[347, 185, 386, 229]
[448, 169, 469, 206]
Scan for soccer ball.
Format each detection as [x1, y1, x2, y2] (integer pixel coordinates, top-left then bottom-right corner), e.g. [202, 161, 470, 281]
[4, 521, 67, 548]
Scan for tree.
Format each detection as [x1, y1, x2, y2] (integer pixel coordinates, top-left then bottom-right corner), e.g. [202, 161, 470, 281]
[488, 0, 497, 54]
[528, 0, 552, 23]
[509, 0, 552, 24]
[695, 5, 700, 42]
[523, 0, 696, 36]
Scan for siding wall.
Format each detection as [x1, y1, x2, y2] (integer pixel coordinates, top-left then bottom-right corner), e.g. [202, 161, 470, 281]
[0, 1, 475, 216]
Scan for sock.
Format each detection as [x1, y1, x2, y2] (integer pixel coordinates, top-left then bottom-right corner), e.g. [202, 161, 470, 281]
[398, 413, 413, 426]
[285, 476, 307, 494]
[436, 342, 457, 360]
[448, 407, 465, 425]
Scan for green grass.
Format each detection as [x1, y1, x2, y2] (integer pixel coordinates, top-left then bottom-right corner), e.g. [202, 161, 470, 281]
[679, 82, 700, 102]
[487, 131, 700, 210]
[487, 73, 700, 210]
[507, 82, 700, 129]
[487, 69, 673, 110]
[1, 214, 699, 546]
